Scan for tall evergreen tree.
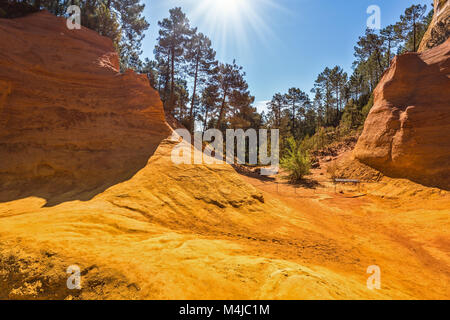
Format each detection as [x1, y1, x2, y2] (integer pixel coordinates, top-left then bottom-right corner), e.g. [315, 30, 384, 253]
[397, 4, 428, 52]
[156, 7, 193, 113]
[267, 93, 287, 128]
[354, 28, 385, 79]
[200, 84, 220, 131]
[214, 61, 250, 130]
[284, 88, 309, 138]
[184, 32, 217, 131]
[380, 25, 400, 66]
[329, 66, 348, 122]
[313, 67, 334, 126]
[111, 0, 149, 69]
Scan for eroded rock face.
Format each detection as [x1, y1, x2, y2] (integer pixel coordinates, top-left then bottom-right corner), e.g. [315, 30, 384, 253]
[0, 11, 171, 205]
[418, 0, 450, 52]
[354, 38, 450, 190]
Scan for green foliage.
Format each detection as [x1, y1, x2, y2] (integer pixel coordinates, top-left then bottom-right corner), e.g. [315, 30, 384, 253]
[311, 66, 348, 128]
[155, 7, 194, 112]
[184, 32, 217, 131]
[212, 61, 253, 130]
[93, 3, 122, 50]
[153, 7, 255, 133]
[0, 1, 37, 18]
[396, 4, 428, 52]
[266, 88, 314, 142]
[361, 95, 374, 119]
[280, 137, 311, 183]
[341, 100, 364, 130]
[297, 126, 341, 153]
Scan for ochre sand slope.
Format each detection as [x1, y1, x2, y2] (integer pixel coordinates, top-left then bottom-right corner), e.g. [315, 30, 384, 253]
[1, 139, 449, 299]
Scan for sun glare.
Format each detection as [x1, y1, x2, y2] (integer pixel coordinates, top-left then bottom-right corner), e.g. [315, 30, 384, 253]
[214, 0, 240, 14]
[189, 0, 282, 59]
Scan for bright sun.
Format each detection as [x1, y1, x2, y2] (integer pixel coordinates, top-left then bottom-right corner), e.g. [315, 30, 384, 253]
[190, 0, 281, 59]
[214, 0, 240, 14]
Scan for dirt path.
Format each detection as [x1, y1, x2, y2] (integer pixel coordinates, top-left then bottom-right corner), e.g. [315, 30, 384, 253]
[238, 171, 450, 299]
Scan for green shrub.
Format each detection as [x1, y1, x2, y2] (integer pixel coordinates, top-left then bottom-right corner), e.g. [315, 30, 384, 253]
[361, 95, 374, 120]
[280, 137, 311, 183]
[297, 127, 330, 152]
[341, 100, 364, 130]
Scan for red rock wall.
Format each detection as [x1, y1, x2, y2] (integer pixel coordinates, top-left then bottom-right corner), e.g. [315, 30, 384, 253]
[0, 11, 171, 204]
[354, 39, 450, 190]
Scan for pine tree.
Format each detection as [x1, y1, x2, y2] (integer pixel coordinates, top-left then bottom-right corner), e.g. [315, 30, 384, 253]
[313, 68, 334, 127]
[380, 25, 400, 66]
[184, 32, 217, 132]
[267, 93, 287, 128]
[329, 66, 348, 124]
[214, 61, 250, 130]
[397, 4, 427, 52]
[354, 28, 385, 81]
[111, 0, 149, 70]
[156, 7, 194, 113]
[284, 88, 309, 138]
[200, 84, 220, 132]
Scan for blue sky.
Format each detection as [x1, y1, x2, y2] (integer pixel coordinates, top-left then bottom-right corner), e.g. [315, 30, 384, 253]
[140, 0, 431, 112]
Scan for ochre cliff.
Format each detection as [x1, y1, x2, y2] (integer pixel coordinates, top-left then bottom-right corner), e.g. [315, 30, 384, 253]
[418, 0, 450, 52]
[0, 11, 170, 205]
[354, 38, 450, 190]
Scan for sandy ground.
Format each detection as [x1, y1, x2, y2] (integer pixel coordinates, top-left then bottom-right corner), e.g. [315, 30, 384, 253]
[0, 141, 449, 300]
[240, 170, 450, 300]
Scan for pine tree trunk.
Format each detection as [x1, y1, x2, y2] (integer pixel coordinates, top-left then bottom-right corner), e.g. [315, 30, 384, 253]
[203, 108, 209, 133]
[277, 104, 280, 127]
[387, 40, 391, 66]
[376, 50, 382, 74]
[291, 104, 295, 136]
[216, 90, 228, 129]
[35, 0, 41, 10]
[163, 54, 170, 105]
[169, 47, 175, 113]
[336, 88, 340, 126]
[189, 57, 200, 132]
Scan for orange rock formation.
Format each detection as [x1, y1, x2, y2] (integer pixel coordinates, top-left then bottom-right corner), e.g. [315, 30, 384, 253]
[0, 11, 170, 205]
[418, 0, 450, 52]
[354, 38, 450, 190]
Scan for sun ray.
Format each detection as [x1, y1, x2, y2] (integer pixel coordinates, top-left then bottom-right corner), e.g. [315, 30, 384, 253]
[187, 0, 283, 60]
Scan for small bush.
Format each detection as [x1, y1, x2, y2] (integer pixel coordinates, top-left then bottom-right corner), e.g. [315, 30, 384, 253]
[341, 100, 364, 130]
[281, 137, 311, 183]
[361, 95, 374, 120]
[327, 160, 340, 180]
